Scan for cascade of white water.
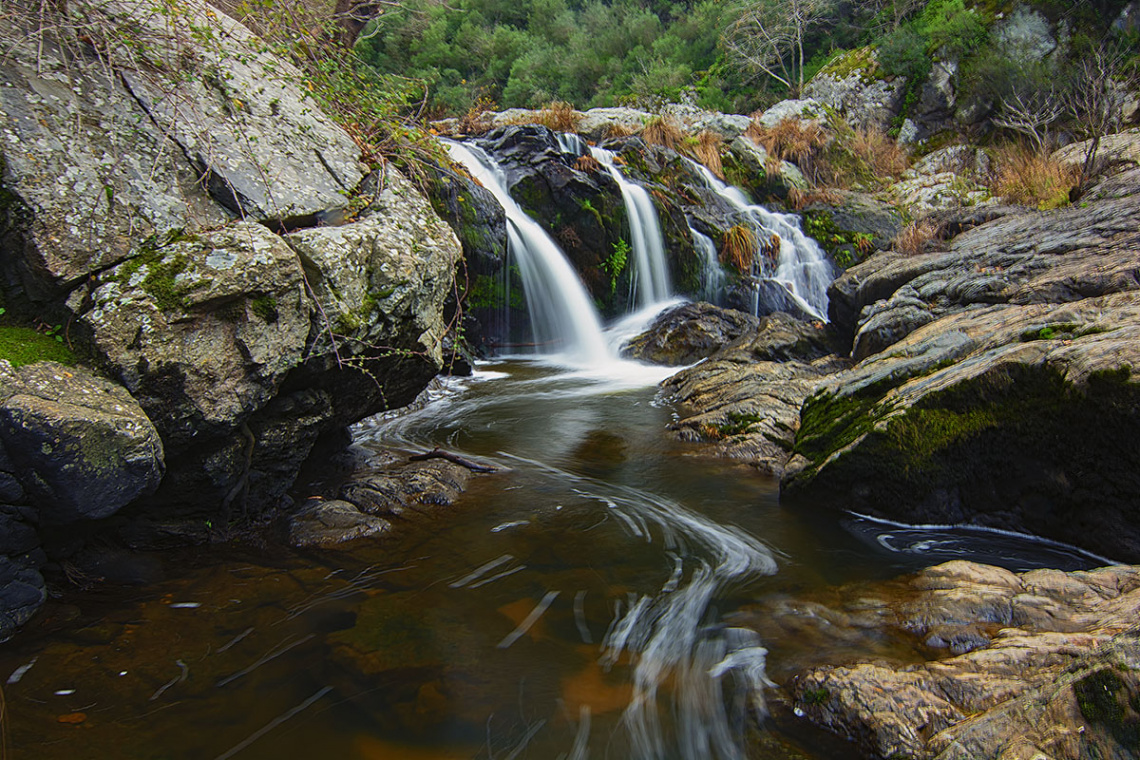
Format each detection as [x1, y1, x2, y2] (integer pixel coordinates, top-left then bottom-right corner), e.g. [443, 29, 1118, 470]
[691, 228, 726, 303]
[445, 140, 612, 364]
[686, 160, 833, 320]
[588, 146, 672, 309]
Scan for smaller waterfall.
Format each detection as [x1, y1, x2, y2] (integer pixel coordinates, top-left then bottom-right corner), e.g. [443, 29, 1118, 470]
[691, 228, 726, 303]
[589, 146, 672, 309]
[686, 161, 833, 320]
[445, 140, 611, 365]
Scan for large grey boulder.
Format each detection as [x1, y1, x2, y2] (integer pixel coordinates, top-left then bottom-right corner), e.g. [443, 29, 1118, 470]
[67, 221, 310, 447]
[111, 0, 364, 222]
[286, 165, 463, 414]
[0, 0, 362, 302]
[0, 361, 163, 524]
[1, 1, 463, 530]
[803, 48, 907, 133]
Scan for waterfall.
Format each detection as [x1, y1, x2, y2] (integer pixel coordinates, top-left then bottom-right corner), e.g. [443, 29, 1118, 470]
[691, 228, 726, 303]
[686, 160, 833, 321]
[555, 134, 672, 309]
[445, 140, 612, 365]
[588, 147, 672, 309]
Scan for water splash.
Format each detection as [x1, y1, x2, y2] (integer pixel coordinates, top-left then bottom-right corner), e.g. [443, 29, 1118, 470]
[445, 140, 611, 365]
[686, 160, 833, 320]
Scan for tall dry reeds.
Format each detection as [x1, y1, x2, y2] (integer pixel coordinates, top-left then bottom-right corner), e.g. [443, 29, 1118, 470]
[679, 130, 724, 178]
[533, 101, 581, 132]
[719, 225, 757, 272]
[641, 116, 685, 152]
[892, 218, 941, 255]
[992, 143, 1079, 210]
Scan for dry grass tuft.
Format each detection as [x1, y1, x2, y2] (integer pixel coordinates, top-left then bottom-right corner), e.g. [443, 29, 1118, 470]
[573, 155, 602, 173]
[534, 101, 581, 132]
[457, 96, 496, 135]
[719, 225, 757, 272]
[992, 143, 1079, 210]
[893, 218, 941, 255]
[605, 122, 639, 139]
[679, 130, 724, 178]
[850, 126, 909, 181]
[753, 117, 831, 186]
[641, 116, 686, 152]
[756, 118, 828, 166]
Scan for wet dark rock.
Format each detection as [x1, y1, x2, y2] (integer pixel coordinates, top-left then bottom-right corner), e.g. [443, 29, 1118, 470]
[661, 312, 847, 476]
[477, 125, 631, 312]
[622, 302, 759, 366]
[288, 499, 391, 548]
[339, 459, 471, 521]
[784, 291, 1140, 562]
[0, 361, 163, 525]
[760, 561, 1140, 760]
[0, 555, 46, 641]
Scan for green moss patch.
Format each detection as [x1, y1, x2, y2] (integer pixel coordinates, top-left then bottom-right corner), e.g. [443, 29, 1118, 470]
[0, 326, 77, 367]
[818, 47, 883, 83]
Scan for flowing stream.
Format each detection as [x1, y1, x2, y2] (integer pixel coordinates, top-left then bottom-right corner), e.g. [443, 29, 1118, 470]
[0, 352, 1109, 760]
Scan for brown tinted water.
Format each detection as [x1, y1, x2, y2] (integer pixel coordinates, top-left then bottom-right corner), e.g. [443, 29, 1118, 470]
[0, 360, 1106, 759]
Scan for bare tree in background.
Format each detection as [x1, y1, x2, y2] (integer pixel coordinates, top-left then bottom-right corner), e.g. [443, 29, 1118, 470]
[724, 0, 834, 95]
[994, 84, 1065, 151]
[1064, 43, 1135, 185]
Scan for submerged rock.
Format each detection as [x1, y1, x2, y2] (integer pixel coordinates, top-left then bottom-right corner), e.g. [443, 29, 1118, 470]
[288, 499, 391, 548]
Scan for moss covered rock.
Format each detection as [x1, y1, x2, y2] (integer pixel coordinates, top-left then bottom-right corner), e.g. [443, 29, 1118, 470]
[0, 361, 163, 524]
[784, 291, 1140, 562]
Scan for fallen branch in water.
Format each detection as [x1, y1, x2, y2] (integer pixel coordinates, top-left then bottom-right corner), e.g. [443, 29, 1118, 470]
[409, 448, 498, 473]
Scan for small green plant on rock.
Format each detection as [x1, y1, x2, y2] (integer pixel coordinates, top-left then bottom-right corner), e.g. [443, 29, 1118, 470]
[601, 239, 630, 294]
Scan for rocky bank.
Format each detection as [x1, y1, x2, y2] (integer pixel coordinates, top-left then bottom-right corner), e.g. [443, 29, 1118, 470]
[0, 0, 462, 636]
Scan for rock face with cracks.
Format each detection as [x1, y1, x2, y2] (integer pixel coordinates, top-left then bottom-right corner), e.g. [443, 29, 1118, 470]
[0, 0, 462, 633]
[768, 560, 1140, 760]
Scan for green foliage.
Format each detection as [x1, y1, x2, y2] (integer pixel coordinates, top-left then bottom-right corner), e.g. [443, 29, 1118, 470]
[803, 211, 876, 268]
[919, 0, 989, 58]
[601, 238, 630, 294]
[250, 295, 279, 323]
[878, 26, 933, 81]
[715, 411, 764, 437]
[802, 687, 830, 706]
[355, 0, 753, 115]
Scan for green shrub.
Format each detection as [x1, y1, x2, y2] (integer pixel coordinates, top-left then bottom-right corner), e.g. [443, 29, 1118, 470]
[878, 26, 932, 81]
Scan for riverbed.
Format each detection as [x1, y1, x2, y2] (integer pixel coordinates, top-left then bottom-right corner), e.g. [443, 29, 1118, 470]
[0, 357, 1105, 759]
